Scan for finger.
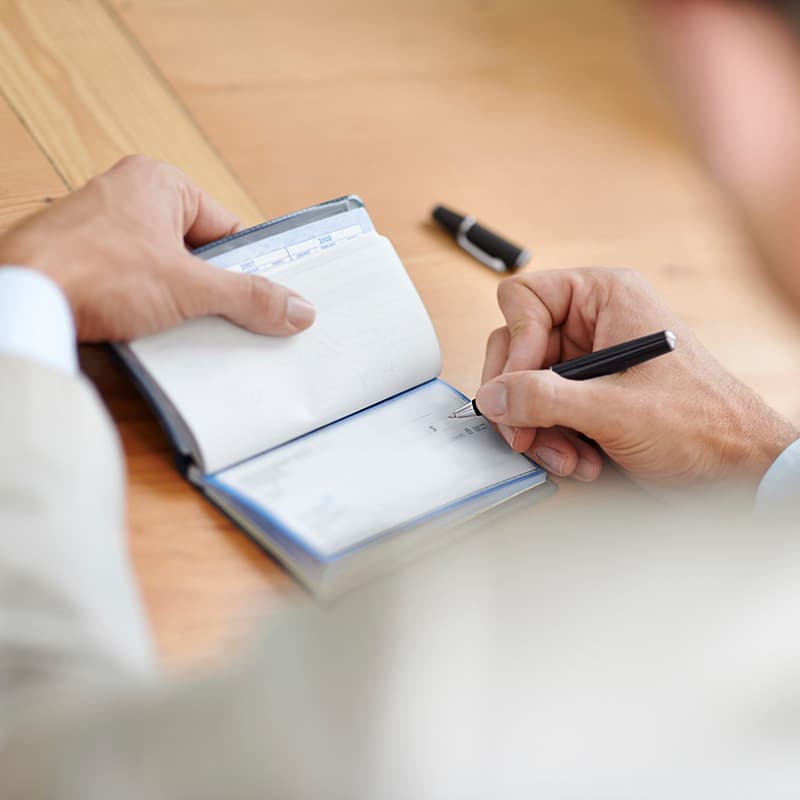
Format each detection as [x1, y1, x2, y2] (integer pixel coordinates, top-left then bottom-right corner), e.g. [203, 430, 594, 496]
[485, 322, 556, 453]
[523, 426, 580, 477]
[176, 256, 316, 335]
[509, 426, 535, 453]
[556, 428, 604, 482]
[495, 277, 554, 372]
[179, 176, 242, 248]
[481, 327, 510, 384]
[496, 270, 605, 372]
[492, 424, 535, 453]
[518, 426, 603, 480]
[501, 327, 563, 375]
[479, 326, 516, 445]
[476, 369, 621, 438]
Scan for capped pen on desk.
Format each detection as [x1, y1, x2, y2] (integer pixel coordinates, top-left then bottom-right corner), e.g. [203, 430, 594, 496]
[450, 330, 677, 418]
[432, 204, 531, 273]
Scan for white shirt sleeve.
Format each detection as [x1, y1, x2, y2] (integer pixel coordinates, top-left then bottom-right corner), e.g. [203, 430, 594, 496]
[0, 267, 77, 374]
[0, 264, 156, 693]
[757, 438, 800, 506]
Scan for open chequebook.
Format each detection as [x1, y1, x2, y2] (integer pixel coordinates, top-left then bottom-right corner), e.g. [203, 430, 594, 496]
[115, 197, 551, 598]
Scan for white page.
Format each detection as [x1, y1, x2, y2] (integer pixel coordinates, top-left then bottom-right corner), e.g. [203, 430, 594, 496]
[129, 234, 441, 473]
[211, 380, 543, 558]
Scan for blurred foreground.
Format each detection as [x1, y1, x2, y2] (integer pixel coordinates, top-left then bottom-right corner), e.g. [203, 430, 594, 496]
[5, 488, 797, 798]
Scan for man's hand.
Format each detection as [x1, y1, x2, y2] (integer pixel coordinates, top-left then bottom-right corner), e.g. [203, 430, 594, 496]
[0, 155, 316, 341]
[477, 268, 798, 487]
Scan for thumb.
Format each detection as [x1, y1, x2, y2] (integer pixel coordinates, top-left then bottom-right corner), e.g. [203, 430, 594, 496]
[475, 370, 622, 438]
[176, 256, 316, 336]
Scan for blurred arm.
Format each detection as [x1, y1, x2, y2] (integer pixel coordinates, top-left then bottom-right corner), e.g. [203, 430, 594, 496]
[645, 0, 800, 307]
[0, 266, 154, 716]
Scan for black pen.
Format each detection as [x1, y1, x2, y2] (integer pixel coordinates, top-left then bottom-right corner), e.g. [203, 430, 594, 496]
[432, 204, 531, 272]
[449, 330, 677, 418]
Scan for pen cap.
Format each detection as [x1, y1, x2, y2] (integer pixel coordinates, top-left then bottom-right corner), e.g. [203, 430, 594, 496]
[433, 205, 531, 271]
[465, 223, 530, 271]
[432, 204, 465, 236]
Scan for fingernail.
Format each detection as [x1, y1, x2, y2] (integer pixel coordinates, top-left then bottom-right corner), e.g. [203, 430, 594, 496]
[477, 383, 507, 417]
[287, 296, 315, 329]
[574, 457, 598, 482]
[534, 446, 567, 475]
[498, 424, 515, 447]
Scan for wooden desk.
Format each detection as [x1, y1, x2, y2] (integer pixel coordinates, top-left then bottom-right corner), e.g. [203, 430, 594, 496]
[2, 0, 800, 667]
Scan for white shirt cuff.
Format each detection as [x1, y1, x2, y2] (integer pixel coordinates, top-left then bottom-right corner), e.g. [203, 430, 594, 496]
[757, 438, 800, 506]
[0, 267, 77, 374]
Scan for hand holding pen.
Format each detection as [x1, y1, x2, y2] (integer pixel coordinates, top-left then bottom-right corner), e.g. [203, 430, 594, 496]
[469, 268, 798, 486]
[451, 330, 677, 418]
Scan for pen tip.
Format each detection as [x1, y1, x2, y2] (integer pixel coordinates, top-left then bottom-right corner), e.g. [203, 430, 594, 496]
[665, 330, 677, 350]
[448, 413, 457, 419]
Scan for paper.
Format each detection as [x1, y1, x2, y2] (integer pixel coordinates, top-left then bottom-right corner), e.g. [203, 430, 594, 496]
[211, 380, 542, 557]
[130, 234, 441, 473]
[201, 203, 373, 273]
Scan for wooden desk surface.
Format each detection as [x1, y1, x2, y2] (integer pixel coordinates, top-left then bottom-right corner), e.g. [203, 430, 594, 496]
[2, 0, 800, 667]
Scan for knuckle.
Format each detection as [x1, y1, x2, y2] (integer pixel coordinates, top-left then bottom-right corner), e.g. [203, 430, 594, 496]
[114, 155, 181, 192]
[505, 372, 542, 425]
[535, 373, 561, 427]
[615, 267, 649, 291]
[618, 267, 642, 284]
[591, 267, 650, 312]
[508, 315, 534, 341]
[580, 266, 619, 294]
[177, 176, 197, 213]
[617, 269, 660, 307]
[112, 153, 154, 174]
[246, 275, 282, 320]
[516, 371, 560, 427]
[102, 155, 168, 198]
[243, 273, 262, 308]
[496, 275, 521, 305]
[171, 260, 212, 317]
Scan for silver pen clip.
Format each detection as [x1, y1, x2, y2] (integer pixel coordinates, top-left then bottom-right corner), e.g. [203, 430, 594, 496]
[456, 216, 507, 273]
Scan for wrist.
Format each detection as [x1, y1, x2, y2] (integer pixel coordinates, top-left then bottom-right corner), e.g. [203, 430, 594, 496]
[721, 398, 799, 482]
[749, 418, 800, 479]
[757, 438, 800, 505]
[0, 228, 80, 306]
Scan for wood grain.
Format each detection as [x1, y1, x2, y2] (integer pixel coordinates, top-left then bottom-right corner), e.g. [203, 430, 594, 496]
[0, 0, 261, 223]
[0, 99, 66, 232]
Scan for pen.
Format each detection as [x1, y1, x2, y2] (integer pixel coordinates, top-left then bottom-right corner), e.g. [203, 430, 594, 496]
[432, 204, 531, 273]
[449, 330, 677, 418]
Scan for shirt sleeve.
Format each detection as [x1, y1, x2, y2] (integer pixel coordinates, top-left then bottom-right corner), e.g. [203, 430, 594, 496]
[757, 438, 800, 506]
[0, 266, 156, 701]
[0, 267, 77, 374]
